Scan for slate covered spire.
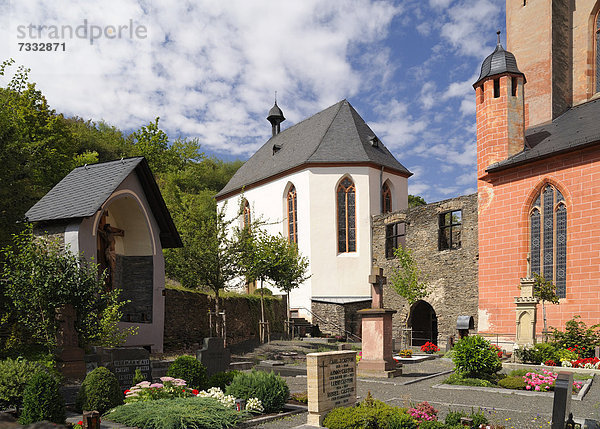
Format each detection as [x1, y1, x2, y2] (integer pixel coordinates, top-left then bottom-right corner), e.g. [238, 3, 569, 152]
[474, 31, 525, 87]
[267, 95, 285, 137]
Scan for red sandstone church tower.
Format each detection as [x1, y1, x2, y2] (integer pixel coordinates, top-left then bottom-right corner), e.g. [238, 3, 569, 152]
[476, 1, 600, 341]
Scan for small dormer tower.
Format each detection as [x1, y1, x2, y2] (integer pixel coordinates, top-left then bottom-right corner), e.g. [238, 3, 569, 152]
[474, 31, 526, 180]
[267, 99, 285, 137]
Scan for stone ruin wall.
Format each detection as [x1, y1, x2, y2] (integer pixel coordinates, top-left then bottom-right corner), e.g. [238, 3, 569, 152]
[372, 193, 479, 346]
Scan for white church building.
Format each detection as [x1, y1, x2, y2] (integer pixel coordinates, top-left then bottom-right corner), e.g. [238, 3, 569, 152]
[216, 100, 411, 327]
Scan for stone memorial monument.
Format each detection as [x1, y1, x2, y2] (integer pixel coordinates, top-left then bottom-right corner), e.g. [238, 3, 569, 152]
[551, 372, 573, 429]
[357, 267, 402, 378]
[307, 350, 356, 427]
[514, 260, 539, 346]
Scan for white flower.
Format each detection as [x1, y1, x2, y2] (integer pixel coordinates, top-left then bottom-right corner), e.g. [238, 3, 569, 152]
[246, 398, 264, 413]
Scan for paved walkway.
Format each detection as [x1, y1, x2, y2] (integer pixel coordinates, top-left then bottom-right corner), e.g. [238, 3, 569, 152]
[258, 359, 600, 429]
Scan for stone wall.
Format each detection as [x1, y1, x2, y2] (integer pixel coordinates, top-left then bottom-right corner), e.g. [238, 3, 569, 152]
[372, 193, 478, 345]
[311, 300, 370, 339]
[163, 288, 287, 351]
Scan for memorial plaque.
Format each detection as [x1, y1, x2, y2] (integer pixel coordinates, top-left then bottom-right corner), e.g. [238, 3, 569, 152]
[85, 347, 151, 390]
[115, 255, 153, 323]
[196, 337, 231, 378]
[307, 350, 357, 427]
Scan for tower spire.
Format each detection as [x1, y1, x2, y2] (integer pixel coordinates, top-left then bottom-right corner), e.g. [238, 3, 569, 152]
[267, 93, 285, 137]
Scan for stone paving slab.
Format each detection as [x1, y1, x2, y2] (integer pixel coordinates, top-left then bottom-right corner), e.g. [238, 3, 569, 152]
[256, 359, 600, 429]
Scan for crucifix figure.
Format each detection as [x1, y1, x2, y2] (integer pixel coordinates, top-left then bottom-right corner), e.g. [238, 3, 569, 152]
[368, 267, 386, 309]
[98, 212, 125, 291]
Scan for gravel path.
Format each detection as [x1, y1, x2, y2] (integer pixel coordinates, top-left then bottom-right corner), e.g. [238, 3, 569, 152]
[257, 359, 600, 429]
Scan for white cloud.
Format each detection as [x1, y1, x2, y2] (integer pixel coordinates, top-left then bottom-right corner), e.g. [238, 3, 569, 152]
[0, 0, 402, 156]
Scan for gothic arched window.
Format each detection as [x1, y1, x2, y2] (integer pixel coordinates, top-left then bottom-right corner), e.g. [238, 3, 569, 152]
[337, 177, 356, 253]
[529, 184, 567, 297]
[382, 182, 392, 213]
[242, 199, 251, 228]
[287, 185, 298, 244]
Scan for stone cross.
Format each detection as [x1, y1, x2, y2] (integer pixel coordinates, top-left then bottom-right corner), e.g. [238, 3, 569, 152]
[368, 267, 386, 309]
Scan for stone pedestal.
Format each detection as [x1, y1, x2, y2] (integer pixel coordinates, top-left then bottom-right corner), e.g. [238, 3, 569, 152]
[357, 308, 402, 378]
[515, 277, 539, 346]
[307, 351, 357, 427]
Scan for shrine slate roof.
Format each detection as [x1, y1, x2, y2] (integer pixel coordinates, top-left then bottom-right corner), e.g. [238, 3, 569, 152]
[25, 157, 182, 248]
[215, 99, 411, 199]
[487, 98, 600, 172]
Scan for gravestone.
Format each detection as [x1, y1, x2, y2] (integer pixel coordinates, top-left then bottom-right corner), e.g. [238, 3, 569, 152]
[55, 304, 86, 379]
[85, 347, 151, 390]
[514, 277, 539, 346]
[551, 372, 573, 429]
[196, 337, 231, 377]
[307, 350, 357, 427]
[357, 267, 401, 378]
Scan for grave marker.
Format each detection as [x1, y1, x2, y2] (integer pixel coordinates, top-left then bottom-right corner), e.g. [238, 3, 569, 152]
[85, 347, 151, 390]
[307, 350, 357, 427]
[196, 337, 231, 377]
[551, 372, 573, 429]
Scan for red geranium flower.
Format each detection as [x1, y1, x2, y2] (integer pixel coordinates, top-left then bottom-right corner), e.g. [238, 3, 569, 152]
[77, 421, 83, 426]
[124, 389, 130, 395]
[192, 389, 199, 395]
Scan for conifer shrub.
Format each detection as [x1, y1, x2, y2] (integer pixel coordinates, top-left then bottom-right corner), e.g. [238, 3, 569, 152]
[498, 376, 527, 390]
[19, 372, 65, 424]
[132, 368, 146, 385]
[76, 367, 122, 414]
[208, 370, 240, 391]
[166, 356, 208, 390]
[0, 358, 44, 410]
[226, 370, 289, 413]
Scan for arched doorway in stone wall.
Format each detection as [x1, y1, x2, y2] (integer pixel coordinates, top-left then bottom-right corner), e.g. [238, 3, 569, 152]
[408, 300, 438, 346]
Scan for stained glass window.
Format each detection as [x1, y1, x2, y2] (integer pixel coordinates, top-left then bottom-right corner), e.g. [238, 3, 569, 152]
[287, 185, 298, 244]
[529, 184, 567, 298]
[337, 178, 356, 253]
[382, 182, 392, 213]
[243, 200, 251, 228]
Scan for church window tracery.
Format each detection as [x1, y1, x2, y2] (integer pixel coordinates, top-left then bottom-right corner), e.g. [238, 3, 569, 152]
[287, 185, 298, 244]
[337, 177, 356, 253]
[529, 184, 567, 297]
[382, 182, 392, 213]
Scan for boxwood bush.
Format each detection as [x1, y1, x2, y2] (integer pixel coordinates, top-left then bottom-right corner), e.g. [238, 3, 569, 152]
[498, 376, 527, 390]
[0, 358, 44, 410]
[19, 372, 65, 424]
[76, 367, 122, 414]
[323, 395, 416, 429]
[208, 370, 240, 391]
[452, 335, 501, 379]
[226, 370, 289, 413]
[167, 356, 208, 390]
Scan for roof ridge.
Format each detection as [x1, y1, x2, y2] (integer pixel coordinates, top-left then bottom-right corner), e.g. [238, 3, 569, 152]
[345, 102, 373, 160]
[305, 100, 346, 162]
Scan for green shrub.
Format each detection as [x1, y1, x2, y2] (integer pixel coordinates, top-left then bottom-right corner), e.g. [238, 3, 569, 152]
[444, 410, 468, 426]
[470, 409, 489, 427]
[498, 376, 526, 390]
[208, 370, 240, 391]
[452, 335, 501, 379]
[443, 372, 494, 387]
[554, 348, 578, 363]
[323, 395, 415, 429]
[253, 288, 273, 296]
[105, 397, 243, 429]
[444, 408, 488, 428]
[508, 368, 530, 377]
[76, 367, 122, 414]
[226, 370, 289, 413]
[418, 421, 448, 429]
[552, 316, 600, 358]
[167, 356, 208, 390]
[0, 358, 44, 410]
[19, 372, 65, 424]
[514, 343, 557, 364]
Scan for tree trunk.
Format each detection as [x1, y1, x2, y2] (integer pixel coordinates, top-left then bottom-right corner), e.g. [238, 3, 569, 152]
[542, 299, 547, 341]
[215, 289, 221, 338]
[286, 292, 291, 339]
[260, 279, 266, 343]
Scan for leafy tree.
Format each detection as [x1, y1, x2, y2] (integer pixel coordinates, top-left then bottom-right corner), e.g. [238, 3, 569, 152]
[389, 245, 428, 330]
[1, 227, 134, 351]
[532, 273, 559, 337]
[408, 194, 426, 208]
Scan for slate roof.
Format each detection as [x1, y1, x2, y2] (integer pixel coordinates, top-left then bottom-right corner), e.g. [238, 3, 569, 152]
[25, 157, 182, 248]
[487, 97, 600, 172]
[474, 40, 524, 87]
[216, 100, 411, 199]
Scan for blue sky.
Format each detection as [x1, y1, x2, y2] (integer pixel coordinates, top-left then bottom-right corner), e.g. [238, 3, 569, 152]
[1, 0, 505, 204]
